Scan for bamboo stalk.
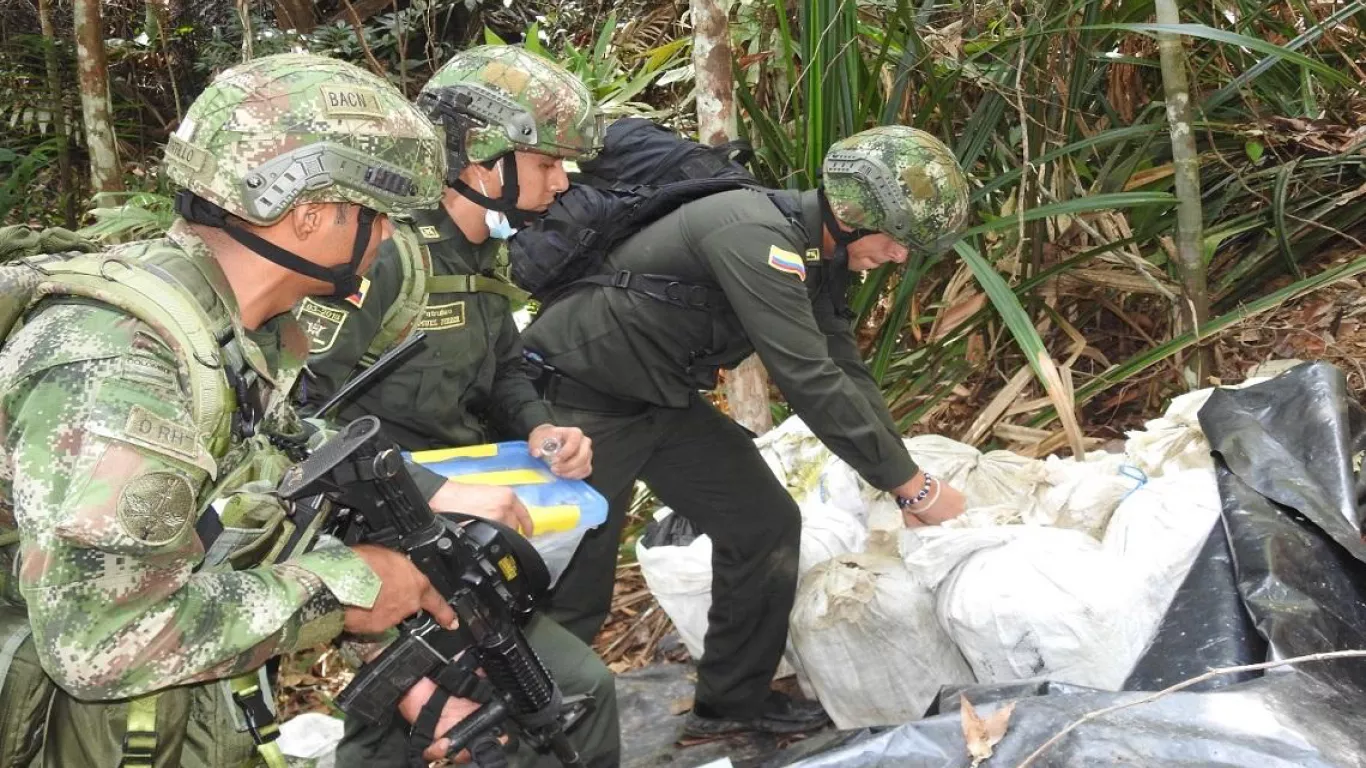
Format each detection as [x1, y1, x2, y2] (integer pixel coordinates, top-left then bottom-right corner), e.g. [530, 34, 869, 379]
[1154, 0, 1211, 385]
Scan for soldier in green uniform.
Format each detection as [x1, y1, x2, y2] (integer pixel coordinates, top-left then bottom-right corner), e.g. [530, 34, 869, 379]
[0, 54, 508, 766]
[522, 126, 973, 737]
[300, 47, 619, 767]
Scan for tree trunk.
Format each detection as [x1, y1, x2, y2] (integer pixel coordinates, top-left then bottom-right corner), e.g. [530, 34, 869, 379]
[1154, 0, 1210, 386]
[692, 0, 774, 435]
[38, 0, 75, 227]
[273, 0, 317, 33]
[73, 0, 122, 195]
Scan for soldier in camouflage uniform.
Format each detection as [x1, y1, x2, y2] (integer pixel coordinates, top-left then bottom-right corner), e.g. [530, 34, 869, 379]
[300, 47, 619, 767]
[0, 54, 510, 767]
[522, 126, 973, 737]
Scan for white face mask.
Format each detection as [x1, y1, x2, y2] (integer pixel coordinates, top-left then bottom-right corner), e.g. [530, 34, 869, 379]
[477, 164, 518, 240]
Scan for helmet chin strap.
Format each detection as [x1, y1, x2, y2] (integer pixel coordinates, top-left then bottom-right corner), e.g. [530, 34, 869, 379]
[817, 186, 879, 319]
[176, 191, 376, 299]
[450, 153, 542, 228]
[817, 187, 877, 266]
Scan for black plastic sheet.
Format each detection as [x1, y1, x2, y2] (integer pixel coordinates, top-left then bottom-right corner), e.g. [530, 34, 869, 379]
[1122, 525, 1265, 691]
[787, 362, 1366, 768]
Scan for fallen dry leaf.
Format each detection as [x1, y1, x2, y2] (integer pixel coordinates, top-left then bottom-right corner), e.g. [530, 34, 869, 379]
[670, 696, 695, 716]
[961, 697, 1016, 766]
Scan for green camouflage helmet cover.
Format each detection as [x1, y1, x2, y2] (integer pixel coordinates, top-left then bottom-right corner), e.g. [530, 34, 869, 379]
[418, 45, 602, 170]
[823, 126, 970, 256]
[162, 53, 445, 226]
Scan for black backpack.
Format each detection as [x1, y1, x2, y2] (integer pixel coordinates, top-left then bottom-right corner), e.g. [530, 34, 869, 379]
[509, 118, 798, 311]
[572, 117, 756, 189]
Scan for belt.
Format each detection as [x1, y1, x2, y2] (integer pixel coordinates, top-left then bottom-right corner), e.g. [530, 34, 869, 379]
[525, 356, 649, 416]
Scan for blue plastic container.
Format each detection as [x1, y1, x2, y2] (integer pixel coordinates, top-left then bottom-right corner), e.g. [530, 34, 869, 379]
[407, 441, 608, 535]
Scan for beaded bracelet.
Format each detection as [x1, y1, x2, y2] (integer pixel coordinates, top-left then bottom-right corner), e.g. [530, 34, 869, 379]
[896, 472, 935, 510]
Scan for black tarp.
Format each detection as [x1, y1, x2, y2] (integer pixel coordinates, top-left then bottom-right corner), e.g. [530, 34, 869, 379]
[785, 362, 1366, 768]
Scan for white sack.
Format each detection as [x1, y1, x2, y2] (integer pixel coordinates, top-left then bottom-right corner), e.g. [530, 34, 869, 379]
[789, 553, 975, 728]
[798, 502, 869, 575]
[1102, 467, 1223, 635]
[637, 504, 866, 676]
[903, 435, 1050, 515]
[1123, 378, 1267, 478]
[937, 527, 1149, 690]
[1035, 451, 1142, 537]
[635, 509, 713, 660]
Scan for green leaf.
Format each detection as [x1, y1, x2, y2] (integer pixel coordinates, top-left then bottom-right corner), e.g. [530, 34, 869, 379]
[645, 38, 689, 72]
[956, 239, 1085, 454]
[1100, 23, 1358, 90]
[1273, 159, 1302, 278]
[1245, 140, 1265, 163]
[524, 22, 546, 57]
[592, 12, 618, 69]
[958, 192, 1175, 239]
[483, 27, 506, 46]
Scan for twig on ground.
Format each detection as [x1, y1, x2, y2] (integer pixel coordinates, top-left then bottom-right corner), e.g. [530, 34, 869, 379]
[1016, 648, 1366, 767]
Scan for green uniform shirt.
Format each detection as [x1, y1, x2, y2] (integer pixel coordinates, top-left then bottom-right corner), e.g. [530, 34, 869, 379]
[522, 189, 918, 491]
[302, 208, 553, 453]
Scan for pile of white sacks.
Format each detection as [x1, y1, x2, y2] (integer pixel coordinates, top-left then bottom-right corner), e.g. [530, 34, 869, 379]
[636, 382, 1246, 730]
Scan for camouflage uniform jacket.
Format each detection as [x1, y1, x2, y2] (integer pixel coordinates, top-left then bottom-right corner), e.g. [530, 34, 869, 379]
[301, 207, 553, 453]
[522, 189, 919, 491]
[0, 220, 380, 701]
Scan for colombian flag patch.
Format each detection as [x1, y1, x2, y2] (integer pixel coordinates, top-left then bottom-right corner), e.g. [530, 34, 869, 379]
[767, 245, 807, 281]
[344, 276, 371, 309]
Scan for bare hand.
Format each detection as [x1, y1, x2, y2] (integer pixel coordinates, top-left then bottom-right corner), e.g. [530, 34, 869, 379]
[528, 424, 593, 480]
[429, 480, 535, 536]
[343, 545, 457, 634]
[396, 677, 491, 761]
[892, 472, 967, 528]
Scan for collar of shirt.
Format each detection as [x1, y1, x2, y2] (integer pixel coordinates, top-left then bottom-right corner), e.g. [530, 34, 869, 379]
[413, 206, 503, 275]
[798, 189, 826, 260]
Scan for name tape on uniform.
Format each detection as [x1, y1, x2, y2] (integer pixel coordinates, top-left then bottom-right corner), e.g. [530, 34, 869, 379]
[417, 301, 466, 332]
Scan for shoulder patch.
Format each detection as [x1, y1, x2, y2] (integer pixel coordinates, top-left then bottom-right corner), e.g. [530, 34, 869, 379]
[418, 225, 441, 241]
[124, 404, 201, 463]
[767, 245, 807, 281]
[295, 298, 348, 354]
[116, 471, 196, 546]
[416, 301, 466, 332]
[344, 276, 371, 309]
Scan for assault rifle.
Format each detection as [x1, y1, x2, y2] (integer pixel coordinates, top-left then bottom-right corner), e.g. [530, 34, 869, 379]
[276, 414, 591, 767]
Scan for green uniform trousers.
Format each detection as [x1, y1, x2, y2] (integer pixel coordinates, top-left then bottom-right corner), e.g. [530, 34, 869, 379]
[334, 613, 620, 768]
[544, 396, 802, 717]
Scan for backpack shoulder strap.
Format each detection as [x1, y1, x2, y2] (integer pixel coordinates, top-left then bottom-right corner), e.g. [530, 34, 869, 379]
[425, 273, 530, 304]
[359, 226, 428, 369]
[570, 270, 725, 312]
[31, 253, 233, 463]
[536, 180, 763, 314]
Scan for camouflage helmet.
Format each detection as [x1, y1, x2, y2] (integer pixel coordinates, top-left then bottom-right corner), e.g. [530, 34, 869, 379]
[417, 45, 602, 171]
[822, 126, 970, 256]
[163, 53, 445, 226]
